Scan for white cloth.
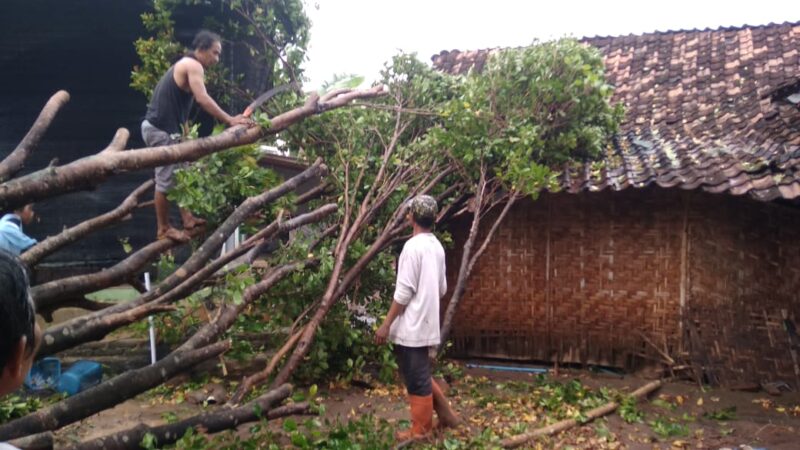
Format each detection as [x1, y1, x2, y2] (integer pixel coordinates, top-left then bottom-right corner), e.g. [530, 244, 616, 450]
[0, 443, 21, 450]
[389, 233, 447, 347]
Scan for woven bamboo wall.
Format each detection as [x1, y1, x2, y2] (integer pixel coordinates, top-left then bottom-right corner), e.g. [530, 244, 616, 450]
[685, 195, 800, 386]
[446, 187, 800, 386]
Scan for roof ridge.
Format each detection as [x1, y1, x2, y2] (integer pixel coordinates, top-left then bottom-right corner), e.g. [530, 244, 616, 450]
[432, 20, 800, 59]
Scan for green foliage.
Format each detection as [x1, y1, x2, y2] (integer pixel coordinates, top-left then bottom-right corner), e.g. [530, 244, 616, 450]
[131, 0, 183, 99]
[648, 416, 690, 439]
[0, 395, 43, 424]
[430, 38, 623, 196]
[131, 0, 309, 111]
[618, 395, 645, 423]
[168, 142, 281, 228]
[704, 406, 737, 421]
[284, 414, 395, 449]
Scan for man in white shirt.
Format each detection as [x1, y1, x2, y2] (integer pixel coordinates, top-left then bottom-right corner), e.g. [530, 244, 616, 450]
[0, 251, 42, 450]
[375, 195, 460, 441]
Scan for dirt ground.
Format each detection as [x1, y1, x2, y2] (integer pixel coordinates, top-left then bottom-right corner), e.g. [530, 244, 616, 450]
[53, 362, 800, 449]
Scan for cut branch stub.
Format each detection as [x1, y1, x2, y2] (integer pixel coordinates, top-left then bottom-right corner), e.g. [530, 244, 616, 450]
[0, 90, 70, 182]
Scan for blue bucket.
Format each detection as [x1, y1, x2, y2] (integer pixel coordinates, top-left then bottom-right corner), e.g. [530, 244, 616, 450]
[57, 360, 103, 396]
[24, 357, 61, 392]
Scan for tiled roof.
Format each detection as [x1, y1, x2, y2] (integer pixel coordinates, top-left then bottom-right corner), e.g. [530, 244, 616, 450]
[432, 22, 800, 202]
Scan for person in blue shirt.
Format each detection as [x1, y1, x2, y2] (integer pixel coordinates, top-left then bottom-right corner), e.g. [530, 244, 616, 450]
[0, 204, 37, 256]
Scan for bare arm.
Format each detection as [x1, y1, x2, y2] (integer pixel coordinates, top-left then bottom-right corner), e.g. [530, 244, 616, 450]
[185, 61, 251, 127]
[375, 300, 406, 344]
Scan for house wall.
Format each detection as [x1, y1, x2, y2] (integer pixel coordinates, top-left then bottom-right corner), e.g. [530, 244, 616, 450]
[446, 187, 800, 386]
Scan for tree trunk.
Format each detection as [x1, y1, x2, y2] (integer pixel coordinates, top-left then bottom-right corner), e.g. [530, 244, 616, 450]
[0, 87, 384, 211]
[0, 341, 230, 441]
[0, 91, 70, 182]
[38, 300, 175, 357]
[31, 238, 177, 311]
[68, 385, 306, 450]
[22, 180, 153, 267]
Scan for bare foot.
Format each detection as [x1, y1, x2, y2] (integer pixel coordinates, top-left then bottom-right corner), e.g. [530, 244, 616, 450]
[157, 227, 190, 243]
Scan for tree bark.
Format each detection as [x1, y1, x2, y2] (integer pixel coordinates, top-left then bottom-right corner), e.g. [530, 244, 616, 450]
[38, 301, 176, 357]
[68, 385, 306, 450]
[0, 91, 70, 182]
[500, 380, 663, 448]
[31, 238, 177, 311]
[39, 161, 326, 356]
[0, 341, 231, 441]
[22, 180, 153, 267]
[0, 87, 384, 211]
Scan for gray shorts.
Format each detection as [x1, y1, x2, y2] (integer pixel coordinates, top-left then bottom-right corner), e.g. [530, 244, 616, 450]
[141, 120, 187, 193]
[394, 345, 432, 396]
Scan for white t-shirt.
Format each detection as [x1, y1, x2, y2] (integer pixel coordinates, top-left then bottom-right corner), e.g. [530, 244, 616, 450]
[389, 233, 447, 347]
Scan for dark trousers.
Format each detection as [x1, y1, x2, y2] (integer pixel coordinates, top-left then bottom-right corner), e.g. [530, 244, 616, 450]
[394, 345, 432, 396]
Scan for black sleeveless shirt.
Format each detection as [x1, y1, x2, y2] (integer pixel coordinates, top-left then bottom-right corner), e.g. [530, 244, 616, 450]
[145, 59, 194, 134]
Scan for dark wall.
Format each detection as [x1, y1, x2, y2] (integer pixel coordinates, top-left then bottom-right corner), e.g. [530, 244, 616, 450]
[0, 0, 154, 269]
[0, 1, 253, 273]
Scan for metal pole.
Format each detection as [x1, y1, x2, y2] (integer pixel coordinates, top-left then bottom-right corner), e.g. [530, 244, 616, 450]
[145, 272, 157, 365]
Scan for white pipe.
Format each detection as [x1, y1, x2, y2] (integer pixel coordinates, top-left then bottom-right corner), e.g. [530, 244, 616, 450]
[145, 273, 157, 365]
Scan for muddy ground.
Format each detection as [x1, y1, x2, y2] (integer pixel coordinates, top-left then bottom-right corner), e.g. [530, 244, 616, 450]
[50, 361, 799, 449]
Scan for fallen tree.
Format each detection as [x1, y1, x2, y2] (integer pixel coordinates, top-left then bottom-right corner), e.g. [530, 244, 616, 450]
[37, 160, 327, 357]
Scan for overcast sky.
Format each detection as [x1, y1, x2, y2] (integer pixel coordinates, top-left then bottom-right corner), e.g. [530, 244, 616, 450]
[301, 0, 799, 88]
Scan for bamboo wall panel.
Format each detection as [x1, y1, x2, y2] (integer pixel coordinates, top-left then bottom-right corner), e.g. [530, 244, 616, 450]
[446, 188, 800, 387]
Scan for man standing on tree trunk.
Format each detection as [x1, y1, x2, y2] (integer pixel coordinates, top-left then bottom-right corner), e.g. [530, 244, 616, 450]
[141, 30, 253, 242]
[375, 195, 461, 442]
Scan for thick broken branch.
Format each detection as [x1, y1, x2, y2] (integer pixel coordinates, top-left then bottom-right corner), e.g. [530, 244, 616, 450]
[69, 385, 305, 450]
[0, 341, 230, 441]
[31, 238, 178, 311]
[22, 180, 153, 267]
[38, 300, 175, 357]
[0, 87, 384, 211]
[0, 91, 70, 182]
[500, 380, 663, 448]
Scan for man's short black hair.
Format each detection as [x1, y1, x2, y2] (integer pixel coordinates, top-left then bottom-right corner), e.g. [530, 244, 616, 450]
[192, 30, 222, 51]
[412, 215, 435, 229]
[0, 251, 35, 372]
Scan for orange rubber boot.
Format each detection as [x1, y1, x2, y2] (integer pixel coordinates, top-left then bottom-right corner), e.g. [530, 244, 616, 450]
[396, 394, 433, 442]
